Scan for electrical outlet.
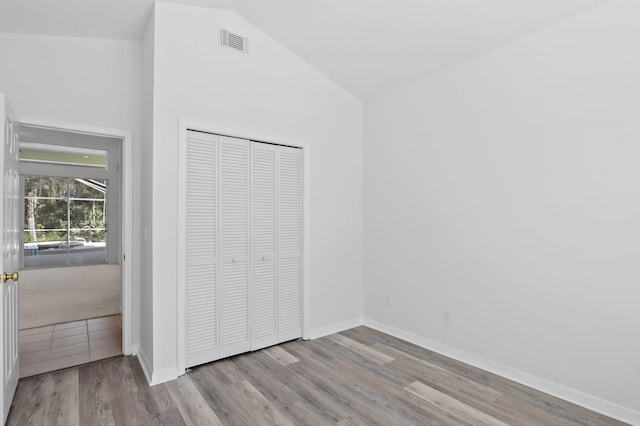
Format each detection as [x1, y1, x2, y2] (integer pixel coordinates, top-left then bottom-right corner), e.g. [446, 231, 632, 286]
[385, 296, 391, 307]
[443, 309, 451, 324]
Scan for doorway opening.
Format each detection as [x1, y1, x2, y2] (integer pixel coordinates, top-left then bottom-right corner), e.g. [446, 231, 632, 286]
[16, 124, 127, 377]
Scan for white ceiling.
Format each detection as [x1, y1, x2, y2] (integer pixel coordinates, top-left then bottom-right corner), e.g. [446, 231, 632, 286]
[0, 0, 612, 99]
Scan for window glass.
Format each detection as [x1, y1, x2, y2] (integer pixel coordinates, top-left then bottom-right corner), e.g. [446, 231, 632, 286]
[23, 176, 107, 268]
[19, 143, 107, 169]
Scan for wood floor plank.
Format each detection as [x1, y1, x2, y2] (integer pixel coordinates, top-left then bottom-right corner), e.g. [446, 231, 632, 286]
[340, 326, 383, 348]
[8, 369, 80, 426]
[278, 347, 383, 424]
[166, 374, 223, 426]
[287, 338, 411, 389]
[237, 379, 296, 426]
[189, 363, 258, 425]
[7, 374, 52, 425]
[286, 398, 344, 425]
[286, 352, 406, 425]
[376, 342, 580, 426]
[341, 377, 436, 425]
[236, 346, 362, 424]
[329, 353, 472, 425]
[79, 361, 116, 426]
[355, 326, 624, 426]
[150, 407, 187, 426]
[43, 369, 80, 425]
[231, 350, 302, 409]
[406, 380, 510, 426]
[263, 345, 300, 366]
[198, 357, 246, 385]
[108, 355, 138, 393]
[326, 333, 395, 364]
[6, 327, 629, 426]
[255, 346, 362, 423]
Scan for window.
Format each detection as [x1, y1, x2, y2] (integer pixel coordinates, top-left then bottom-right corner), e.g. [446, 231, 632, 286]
[23, 176, 107, 268]
[18, 125, 122, 268]
[19, 142, 107, 169]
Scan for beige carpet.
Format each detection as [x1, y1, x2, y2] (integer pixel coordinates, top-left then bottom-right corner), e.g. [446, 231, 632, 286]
[19, 264, 121, 330]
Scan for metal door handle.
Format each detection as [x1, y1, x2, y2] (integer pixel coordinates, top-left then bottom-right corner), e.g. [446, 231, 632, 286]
[3, 272, 18, 283]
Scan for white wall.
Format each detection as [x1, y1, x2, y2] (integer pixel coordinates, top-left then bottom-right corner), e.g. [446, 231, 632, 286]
[145, 2, 363, 379]
[0, 33, 143, 351]
[0, 34, 140, 132]
[139, 12, 156, 372]
[364, 0, 640, 421]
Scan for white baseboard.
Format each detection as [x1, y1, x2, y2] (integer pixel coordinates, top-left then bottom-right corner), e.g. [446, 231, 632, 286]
[129, 344, 140, 356]
[150, 367, 179, 386]
[136, 346, 179, 386]
[363, 318, 640, 426]
[307, 317, 364, 340]
[136, 347, 153, 386]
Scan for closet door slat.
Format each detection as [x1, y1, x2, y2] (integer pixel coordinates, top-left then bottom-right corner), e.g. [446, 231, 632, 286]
[278, 146, 302, 342]
[185, 131, 219, 367]
[219, 136, 251, 358]
[251, 143, 278, 350]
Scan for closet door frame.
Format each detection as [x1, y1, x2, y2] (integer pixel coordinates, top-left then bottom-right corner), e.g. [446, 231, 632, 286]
[177, 120, 310, 375]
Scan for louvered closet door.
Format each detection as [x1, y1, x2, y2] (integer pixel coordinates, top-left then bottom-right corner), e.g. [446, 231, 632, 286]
[219, 136, 251, 358]
[185, 131, 219, 367]
[278, 146, 303, 342]
[250, 143, 278, 350]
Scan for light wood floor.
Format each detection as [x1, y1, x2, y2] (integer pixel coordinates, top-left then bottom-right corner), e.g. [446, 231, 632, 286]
[19, 315, 122, 378]
[7, 326, 626, 425]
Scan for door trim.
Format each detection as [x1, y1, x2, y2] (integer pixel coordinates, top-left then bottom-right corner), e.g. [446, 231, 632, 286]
[177, 119, 311, 375]
[17, 115, 135, 355]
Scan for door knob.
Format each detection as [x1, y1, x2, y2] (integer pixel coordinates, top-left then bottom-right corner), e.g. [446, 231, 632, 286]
[3, 272, 18, 283]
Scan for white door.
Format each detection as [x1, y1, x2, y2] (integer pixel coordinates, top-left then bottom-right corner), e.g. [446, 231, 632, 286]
[250, 142, 277, 350]
[277, 146, 302, 342]
[218, 135, 251, 358]
[182, 132, 302, 369]
[0, 94, 20, 423]
[185, 131, 219, 367]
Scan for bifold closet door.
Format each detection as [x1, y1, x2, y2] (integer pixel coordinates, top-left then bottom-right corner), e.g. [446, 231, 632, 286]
[277, 146, 302, 342]
[250, 143, 278, 350]
[219, 135, 251, 358]
[185, 131, 219, 367]
[185, 131, 301, 368]
[250, 144, 303, 349]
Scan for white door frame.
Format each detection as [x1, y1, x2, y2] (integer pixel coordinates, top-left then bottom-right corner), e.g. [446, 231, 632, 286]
[17, 116, 134, 355]
[176, 119, 311, 375]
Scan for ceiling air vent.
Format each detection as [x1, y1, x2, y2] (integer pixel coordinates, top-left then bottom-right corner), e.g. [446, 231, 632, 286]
[220, 28, 248, 54]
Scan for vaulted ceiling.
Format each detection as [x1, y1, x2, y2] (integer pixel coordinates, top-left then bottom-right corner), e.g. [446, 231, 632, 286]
[0, 0, 612, 99]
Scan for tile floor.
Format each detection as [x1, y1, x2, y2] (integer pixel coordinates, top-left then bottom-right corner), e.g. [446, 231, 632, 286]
[18, 315, 122, 378]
